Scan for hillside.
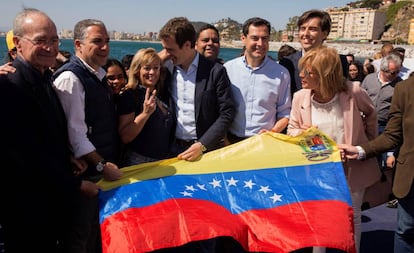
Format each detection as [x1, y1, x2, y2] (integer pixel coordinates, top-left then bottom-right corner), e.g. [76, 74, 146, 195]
[202, 2, 414, 43]
[381, 1, 414, 43]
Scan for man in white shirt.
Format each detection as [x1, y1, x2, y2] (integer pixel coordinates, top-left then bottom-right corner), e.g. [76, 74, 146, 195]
[53, 19, 122, 253]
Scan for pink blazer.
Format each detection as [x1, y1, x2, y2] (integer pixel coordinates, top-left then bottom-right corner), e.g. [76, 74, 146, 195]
[288, 81, 381, 192]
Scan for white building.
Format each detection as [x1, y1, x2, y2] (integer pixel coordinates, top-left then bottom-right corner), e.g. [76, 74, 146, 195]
[327, 8, 386, 42]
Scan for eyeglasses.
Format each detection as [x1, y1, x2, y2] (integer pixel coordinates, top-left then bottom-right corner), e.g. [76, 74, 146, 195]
[383, 69, 400, 75]
[21, 36, 61, 47]
[303, 69, 315, 78]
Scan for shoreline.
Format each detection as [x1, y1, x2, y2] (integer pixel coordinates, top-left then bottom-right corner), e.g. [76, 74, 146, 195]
[100, 39, 413, 59]
[220, 40, 414, 59]
[110, 39, 414, 61]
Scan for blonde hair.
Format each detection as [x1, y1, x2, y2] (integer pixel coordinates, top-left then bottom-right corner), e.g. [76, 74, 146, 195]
[373, 51, 382, 60]
[126, 48, 164, 92]
[299, 46, 348, 100]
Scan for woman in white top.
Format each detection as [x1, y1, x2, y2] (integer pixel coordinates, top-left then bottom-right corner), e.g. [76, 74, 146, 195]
[287, 46, 381, 253]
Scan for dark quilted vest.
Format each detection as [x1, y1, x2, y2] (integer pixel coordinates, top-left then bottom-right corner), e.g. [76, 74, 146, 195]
[54, 56, 119, 175]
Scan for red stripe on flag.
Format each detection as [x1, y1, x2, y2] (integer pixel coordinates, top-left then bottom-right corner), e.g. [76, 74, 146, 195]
[101, 199, 355, 253]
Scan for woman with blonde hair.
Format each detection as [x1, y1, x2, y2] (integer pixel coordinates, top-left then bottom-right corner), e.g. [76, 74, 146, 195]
[287, 46, 381, 253]
[117, 48, 175, 166]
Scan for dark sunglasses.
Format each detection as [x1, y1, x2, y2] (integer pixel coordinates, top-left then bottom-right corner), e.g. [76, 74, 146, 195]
[384, 70, 400, 75]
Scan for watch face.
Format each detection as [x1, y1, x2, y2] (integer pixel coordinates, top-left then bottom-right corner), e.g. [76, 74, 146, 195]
[96, 162, 105, 172]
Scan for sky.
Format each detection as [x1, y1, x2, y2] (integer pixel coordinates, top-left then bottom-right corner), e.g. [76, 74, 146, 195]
[1, 0, 351, 34]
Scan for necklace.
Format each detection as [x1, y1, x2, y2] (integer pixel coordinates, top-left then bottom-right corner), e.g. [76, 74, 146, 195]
[311, 94, 338, 112]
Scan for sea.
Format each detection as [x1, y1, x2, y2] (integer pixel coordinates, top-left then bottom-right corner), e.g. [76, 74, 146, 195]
[1, 38, 278, 63]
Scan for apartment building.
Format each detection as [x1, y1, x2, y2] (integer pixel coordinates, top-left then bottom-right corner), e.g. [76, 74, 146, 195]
[327, 8, 386, 42]
[409, 18, 414, 44]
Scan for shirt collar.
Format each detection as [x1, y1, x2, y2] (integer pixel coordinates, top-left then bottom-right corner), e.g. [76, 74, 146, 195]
[176, 51, 199, 74]
[77, 56, 107, 81]
[242, 55, 269, 70]
[188, 52, 199, 71]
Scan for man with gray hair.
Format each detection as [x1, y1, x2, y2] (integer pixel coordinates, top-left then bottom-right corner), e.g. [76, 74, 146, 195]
[361, 53, 402, 174]
[53, 18, 123, 253]
[0, 8, 100, 252]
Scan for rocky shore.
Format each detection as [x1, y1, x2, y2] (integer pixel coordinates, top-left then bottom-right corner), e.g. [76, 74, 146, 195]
[221, 41, 414, 59]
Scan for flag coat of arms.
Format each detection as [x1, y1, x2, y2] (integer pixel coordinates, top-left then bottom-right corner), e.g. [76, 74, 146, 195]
[98, 128, 355, 253]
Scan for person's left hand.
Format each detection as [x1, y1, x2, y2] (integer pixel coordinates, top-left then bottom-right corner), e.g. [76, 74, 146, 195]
[386, 155, 396, 169]
[178, 142, 204, 161]
[102, 162, 123, 181]
[142, 88, 157, 115]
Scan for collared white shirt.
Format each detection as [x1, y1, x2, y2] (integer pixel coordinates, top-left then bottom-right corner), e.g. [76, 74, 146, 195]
[172, 53, 199, 140]
[53, 56, 107, 158]
[224, 56, 291, 137]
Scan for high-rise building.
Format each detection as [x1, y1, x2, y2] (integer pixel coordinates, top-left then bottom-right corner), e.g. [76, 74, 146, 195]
[408, 18, 414, 44]
[327, 8, 386, 42]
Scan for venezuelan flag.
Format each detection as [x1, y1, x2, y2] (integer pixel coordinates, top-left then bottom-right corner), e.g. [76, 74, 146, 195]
[98, 128, 355, 253]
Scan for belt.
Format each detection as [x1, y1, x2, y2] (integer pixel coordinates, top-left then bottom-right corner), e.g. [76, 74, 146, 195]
[175, 138, 197, 148]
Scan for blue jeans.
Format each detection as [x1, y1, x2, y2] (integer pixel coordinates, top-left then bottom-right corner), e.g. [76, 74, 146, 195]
[394, 182, 414, 252]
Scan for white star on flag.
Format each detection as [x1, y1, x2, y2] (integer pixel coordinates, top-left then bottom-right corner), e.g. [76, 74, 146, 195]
[209, 178, 222, 188]
[243, 179, 256, 189]
[180, 191, 193, 197]
[270, 193, 283, 203]
[226, 177, 239, 187]
[196, 183, 207, 191]
[185, 185, 197, 192]
[259, 185, 272, 194]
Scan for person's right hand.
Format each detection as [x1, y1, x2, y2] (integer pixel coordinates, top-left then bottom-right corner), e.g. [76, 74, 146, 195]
[158, 49, 171, 63]
[0, 62, 16, 75]
[80, 180, 101, 197]
[337, 144, 358, 160]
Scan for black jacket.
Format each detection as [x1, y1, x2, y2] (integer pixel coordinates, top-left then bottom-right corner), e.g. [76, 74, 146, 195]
[0, 57, 82, 208]
[165, 54, 235, 151]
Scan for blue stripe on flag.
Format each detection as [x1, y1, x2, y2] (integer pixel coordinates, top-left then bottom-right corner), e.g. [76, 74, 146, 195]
[99, 162, 351, 223]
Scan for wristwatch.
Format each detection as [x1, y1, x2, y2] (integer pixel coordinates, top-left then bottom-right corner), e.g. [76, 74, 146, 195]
[355, 146, 366, 161]
[96, 160, 107, 172]
[198, 142, 207, 153]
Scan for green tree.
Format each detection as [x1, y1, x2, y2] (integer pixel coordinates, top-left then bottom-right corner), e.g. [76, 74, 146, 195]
[285, 16, 299, 39]
[360, 0, 382, 9]
[386, 1, 411, 25]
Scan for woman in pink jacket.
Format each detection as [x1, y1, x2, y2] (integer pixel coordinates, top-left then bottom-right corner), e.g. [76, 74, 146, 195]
[287, 46, 381, 253]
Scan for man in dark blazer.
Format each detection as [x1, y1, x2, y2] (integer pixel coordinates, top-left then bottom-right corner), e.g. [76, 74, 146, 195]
[0, 8, 99, 252]
[340, 75, 414, 252]
[159, 17, 235, 162]
[279, 9, 348, 96]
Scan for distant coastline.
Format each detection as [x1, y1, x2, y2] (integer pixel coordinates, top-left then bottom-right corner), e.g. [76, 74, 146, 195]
[220, 40, 414, 59]
[135, 39, 414, 59]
